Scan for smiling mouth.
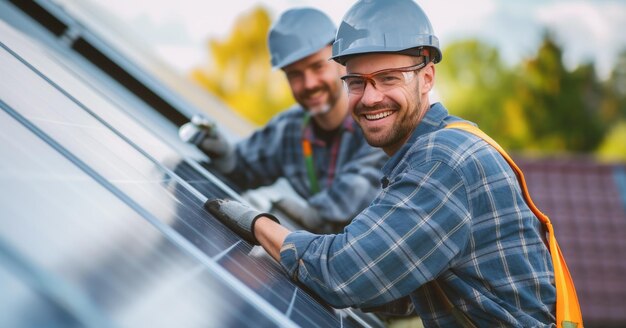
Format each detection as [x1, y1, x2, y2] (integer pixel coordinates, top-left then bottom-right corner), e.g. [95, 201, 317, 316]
[307, 90, 322, 99]
[304, 87, 326, 100]
[364, 111, 393, 121]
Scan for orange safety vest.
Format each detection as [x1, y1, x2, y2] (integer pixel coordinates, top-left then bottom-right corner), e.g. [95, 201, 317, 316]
[446, 122, 583, 328]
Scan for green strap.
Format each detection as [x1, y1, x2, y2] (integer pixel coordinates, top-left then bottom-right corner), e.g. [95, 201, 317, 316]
[302, 114, 320, 194]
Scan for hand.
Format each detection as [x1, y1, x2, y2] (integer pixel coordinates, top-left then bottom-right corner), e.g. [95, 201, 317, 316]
[179, 114, 217, 146]
[179, 115, 235, 172]
[205, 198, 279, 245]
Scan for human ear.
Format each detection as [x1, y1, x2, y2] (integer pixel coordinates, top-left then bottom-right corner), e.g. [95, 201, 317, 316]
[421, 63, 435, 94]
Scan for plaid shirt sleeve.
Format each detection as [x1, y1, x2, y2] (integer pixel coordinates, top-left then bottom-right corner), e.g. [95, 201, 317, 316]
[280, 155, 472, 308]
[225, 109, 300, 190]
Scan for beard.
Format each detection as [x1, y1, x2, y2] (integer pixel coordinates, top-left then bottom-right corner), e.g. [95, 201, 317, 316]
[354, 86, 423, 151]
[363, 113, 417, 149]
[297, 79, 343, 117]
[307, 103, 331, 116]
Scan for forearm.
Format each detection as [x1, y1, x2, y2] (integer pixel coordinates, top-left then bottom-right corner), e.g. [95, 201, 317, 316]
[255, 216, 290, 261]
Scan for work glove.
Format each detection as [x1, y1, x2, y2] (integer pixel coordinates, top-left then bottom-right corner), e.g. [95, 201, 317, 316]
[272, 194, 325, 232]
[179, 115, 235, 172]
[204, 198, 280, 245]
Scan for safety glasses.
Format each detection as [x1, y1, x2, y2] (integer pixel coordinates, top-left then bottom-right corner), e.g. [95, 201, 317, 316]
[340, 62, 426, 95]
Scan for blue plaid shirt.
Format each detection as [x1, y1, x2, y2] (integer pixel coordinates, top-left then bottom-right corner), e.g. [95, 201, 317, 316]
[280, 103, 556, 327]
[225, 105, 387, 225]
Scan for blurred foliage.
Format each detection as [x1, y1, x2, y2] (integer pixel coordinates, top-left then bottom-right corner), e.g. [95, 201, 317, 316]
[189, 6, 295, 126]
[438, 32, 626, 160]
[597, 50, 626, 162]
[597, 122, 626, 162]
[191, 8, 626, 161]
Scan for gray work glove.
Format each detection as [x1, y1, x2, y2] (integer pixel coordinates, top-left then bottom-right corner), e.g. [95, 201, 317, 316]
[272, 194, 324, 231]
[205, 198, 280, 245]
[179, 115, 236, 172]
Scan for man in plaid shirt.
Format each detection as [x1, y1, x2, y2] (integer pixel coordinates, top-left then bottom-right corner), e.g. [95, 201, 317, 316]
[181, 8, 387, 233]
[206, 0, 557, 326]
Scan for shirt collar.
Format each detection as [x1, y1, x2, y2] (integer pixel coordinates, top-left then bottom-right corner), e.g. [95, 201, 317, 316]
[304, 113, 355, 146]
[381, 102, 449, 176]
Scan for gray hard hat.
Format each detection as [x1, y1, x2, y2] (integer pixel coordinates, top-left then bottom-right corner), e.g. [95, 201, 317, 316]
[268, 7, 336, 69]
[331, 0, 442, 65]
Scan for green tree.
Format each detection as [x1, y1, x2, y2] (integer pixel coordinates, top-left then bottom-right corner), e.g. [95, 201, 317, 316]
[190, 6, 294, 126]
[437, 40, 527, 150]
[517, 31, 605, 152]
[439, 33, 612, 154]
[596, 50, 626, 162]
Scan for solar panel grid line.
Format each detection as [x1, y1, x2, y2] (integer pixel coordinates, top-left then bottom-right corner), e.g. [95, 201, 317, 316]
[0, 39, 214, 204]
[180, 158, 247, 202]
[0, 100, 300, 328]
[212, 241, 243, 262]
[214, 249, 343, 327]
[340, 308, 374, 328]
[50, 61, 245, 202]
[45, 42, 194, 156]
[0, 7, 246, 200]
[0, 26, 246, 204]
[285, 288, 299, 318]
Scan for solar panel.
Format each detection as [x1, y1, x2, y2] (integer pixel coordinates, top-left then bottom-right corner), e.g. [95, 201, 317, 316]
[0, 106, 283, 328]
[0, 2, 383, 327]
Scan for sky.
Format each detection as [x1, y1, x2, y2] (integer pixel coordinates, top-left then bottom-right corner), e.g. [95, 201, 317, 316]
[58, 0, 626, 80]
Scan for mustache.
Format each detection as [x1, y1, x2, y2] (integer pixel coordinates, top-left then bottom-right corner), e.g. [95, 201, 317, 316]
[302, 86, 326, 98]
[354, 102, 399, 116]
